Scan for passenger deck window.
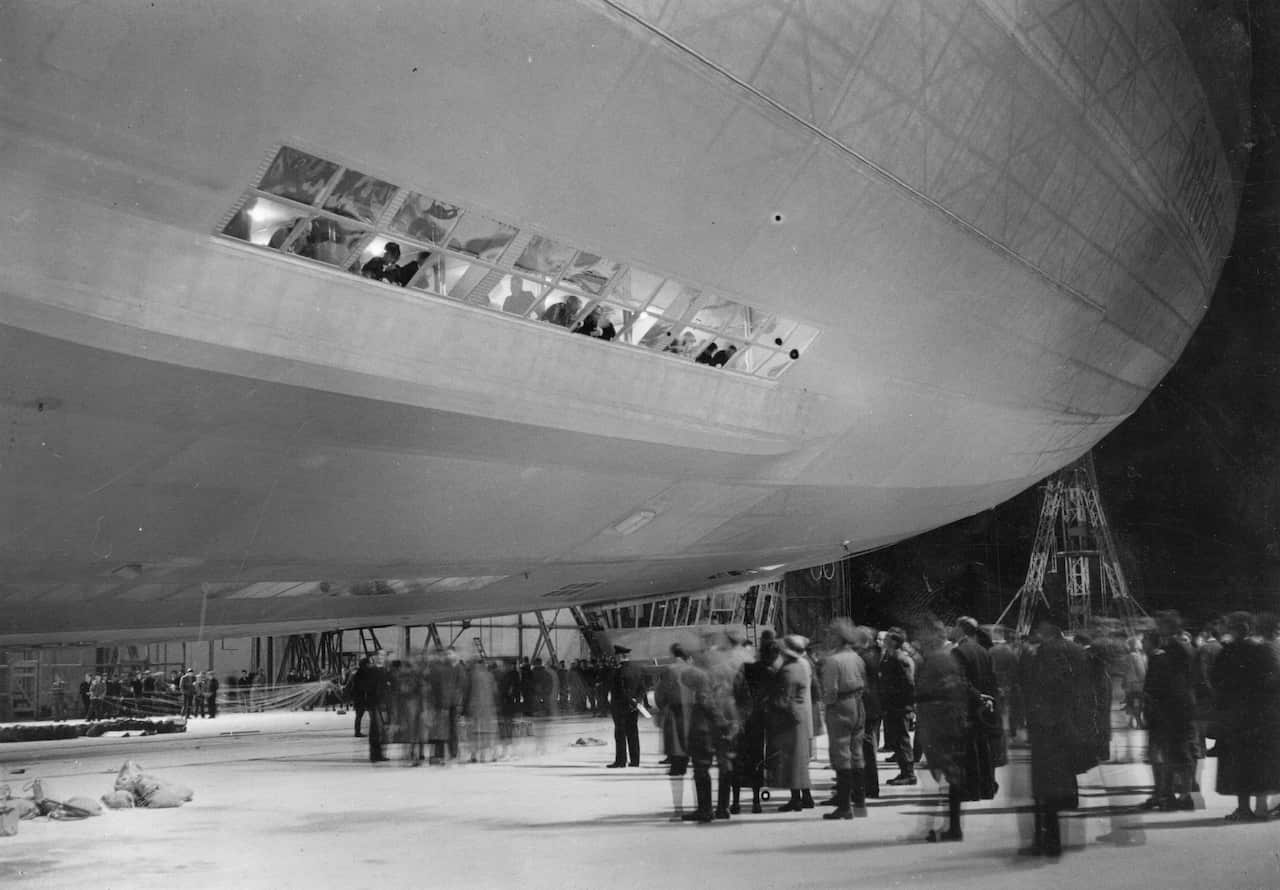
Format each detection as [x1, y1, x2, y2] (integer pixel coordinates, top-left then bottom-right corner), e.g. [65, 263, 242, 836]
[322, 170, 395, 224]
[221, 146, 818, 379]
[258, 147, 339, 205]
[607, 267, 664, 308]
[389, 193, 461, 245]
[515, 236, 576, 280]
[562, 252, 621, 296]
[222, 196, 304, 247]
[283, 216, 367, 267]
[447, 214, 518, 261]
[475, 274, 543, 314]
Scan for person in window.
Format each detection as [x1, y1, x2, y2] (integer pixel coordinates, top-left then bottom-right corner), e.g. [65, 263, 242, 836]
[384, 250, 429, 288]
[711, 345, 738, 367]
[695, 342, 719, 365]
[665, 331, 697, 355]
[502, 277, 538, 315]
[361, 242, 401, 282]
[542, 295, 581, 328]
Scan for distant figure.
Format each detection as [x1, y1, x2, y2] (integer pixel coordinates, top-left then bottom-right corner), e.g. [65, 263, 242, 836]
[49, 674, 68, 722]
[468, 661, 498, 763]
[501, 277, 538, 315]
[694, 342, 719, 365]
[389, 250, 429, 287]
[349, 656, 372, 738]
[206, 672, 220, 719]
[79, 674, 92, 719]
[355, 652, 391, 763]
[1142, 612, 1197, 811]
[710, 345, 737, 367]
[87, 674, 107, 721]
[179, 669, 196, 718]
[361, 242, 402, 282]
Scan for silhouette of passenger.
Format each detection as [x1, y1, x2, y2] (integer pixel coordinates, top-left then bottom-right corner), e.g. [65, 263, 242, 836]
[695, 342, 719, 364]
[361, 242, 402, 282]
[388, 250, 430, 287]
[502, 277, 538, 315]
[711, 345, 738, 367]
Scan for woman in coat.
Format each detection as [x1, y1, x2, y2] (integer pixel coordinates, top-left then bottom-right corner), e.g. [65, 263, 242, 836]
[1214, 612, 1280, 821]
[773, 635, 815, 812]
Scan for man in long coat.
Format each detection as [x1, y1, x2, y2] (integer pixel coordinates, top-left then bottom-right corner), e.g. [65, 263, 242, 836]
[655, 644, 693, 815]
[1143, 611, 1197, 811]
[607, 646, 645, 768]
[951, 617, 1000, 799]
[1021, 619, 1094, 856]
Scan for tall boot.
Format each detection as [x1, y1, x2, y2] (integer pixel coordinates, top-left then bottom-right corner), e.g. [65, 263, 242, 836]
[948, 786, 964, 839]
[682, 771, 713, 822]
[823, 771, 851, 819]
[849, 768, 869, 817]
[715, 774, 732, 819]
[863, 739, 880, 798]
[801, 788, 816, 809]
[1043, 806, 1062, 856]
[730, 781, 742, 815]
[751, 784, 763, 814]
[778, 789, 804, 812]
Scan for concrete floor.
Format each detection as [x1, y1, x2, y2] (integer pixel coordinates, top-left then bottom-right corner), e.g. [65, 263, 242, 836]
[1, 712, 1277, 890]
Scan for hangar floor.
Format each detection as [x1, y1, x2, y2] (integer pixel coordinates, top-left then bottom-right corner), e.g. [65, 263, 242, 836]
[0, 712, 1276, 890]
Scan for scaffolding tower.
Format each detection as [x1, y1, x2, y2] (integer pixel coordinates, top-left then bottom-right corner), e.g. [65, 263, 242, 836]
[996, 453, 1147, 639]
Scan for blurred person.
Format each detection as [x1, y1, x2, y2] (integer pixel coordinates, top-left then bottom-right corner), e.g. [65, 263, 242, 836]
[731, 638, 772, 814]
[988, 627, 1019, 741]
[774, 635, 816, 812]
[951, 617, 1001, 799]
[656, 644, 693, 817]
[851, 625, 882, 801]
[914, 620, 974, 843]
[1021, 617, 1095, 857]
[395, 656, 426, 765]
[349, 656, 372, 737]
[206, 672, 219, 719]
[881, 629, 917, 786]
[1122, 637, 1148, 729]
[1193, 621, 1223, 757]
[193, 671, 208, 718]
[1074, 632, 1113, 763]
[819, 619, 869, 820]
[468, 660, 499, 763]
[79, 673, 92, 719]
[1142, 612, 1197, 811]
[705, 630, 745, 820]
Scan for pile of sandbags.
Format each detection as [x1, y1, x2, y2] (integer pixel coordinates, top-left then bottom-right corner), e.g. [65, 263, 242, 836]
[0, 778, 104, 835]
[104, 760, 194, 809]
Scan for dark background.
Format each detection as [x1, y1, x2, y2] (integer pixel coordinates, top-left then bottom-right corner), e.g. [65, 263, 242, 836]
[836, 0, 1280, 630]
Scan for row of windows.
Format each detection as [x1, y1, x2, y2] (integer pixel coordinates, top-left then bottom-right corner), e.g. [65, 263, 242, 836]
[219, 147, 819, 378]
[579, 586, 779, 630]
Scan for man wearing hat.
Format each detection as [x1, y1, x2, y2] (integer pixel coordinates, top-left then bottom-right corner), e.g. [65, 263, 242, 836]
[607, 645, 645, 768]
[775, 634, 817, 811]
[952, 616, 1001, 799]
[820, 619, 870, 819]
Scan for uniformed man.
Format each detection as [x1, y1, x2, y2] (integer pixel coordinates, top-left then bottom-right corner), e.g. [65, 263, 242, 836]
[820, 618, 870, 819]
[607, 645, 645, 768]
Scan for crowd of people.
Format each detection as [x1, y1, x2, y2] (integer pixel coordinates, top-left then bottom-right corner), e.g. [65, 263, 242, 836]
[43, 667, 285, 722]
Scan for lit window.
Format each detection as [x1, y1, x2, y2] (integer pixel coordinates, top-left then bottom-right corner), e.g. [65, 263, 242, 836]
[647, 279, 699, 320]
[758, 350, 796, 378]
[562, 252, 621, 296]
[447, 214, 518, 260]
[417, 254, 478, 299]
[475, 274, 544, 315]
[322, 169, 396, 224]
[283, 216, 367, 267]
[514, 235, 576, 279]
[755, 316, 798, 348]
[258, 147, 338, 205]
[689, 295, 747, 333]
[607, 267, 664, 308]
[728, 345, 772, 374]
[222, 196, 305, 247]
[389, 193, 461, 244]
[662, 326, 714, 358]
[572, 302, 628, 341]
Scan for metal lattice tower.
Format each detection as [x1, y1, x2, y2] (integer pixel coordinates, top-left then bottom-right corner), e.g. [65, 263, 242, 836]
[997, 453, 1147, 639]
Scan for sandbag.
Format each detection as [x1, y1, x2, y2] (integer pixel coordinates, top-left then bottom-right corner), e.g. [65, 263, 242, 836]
[114, 760, 145, 792]
[142, 786, 189, 809]
[0, 805, 17, 837]
[101, 790, 136, 809]
[64, 796, 103, 817]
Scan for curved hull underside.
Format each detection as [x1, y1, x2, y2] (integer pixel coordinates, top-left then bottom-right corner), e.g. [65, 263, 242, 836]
[0, 0, 1247, 643]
